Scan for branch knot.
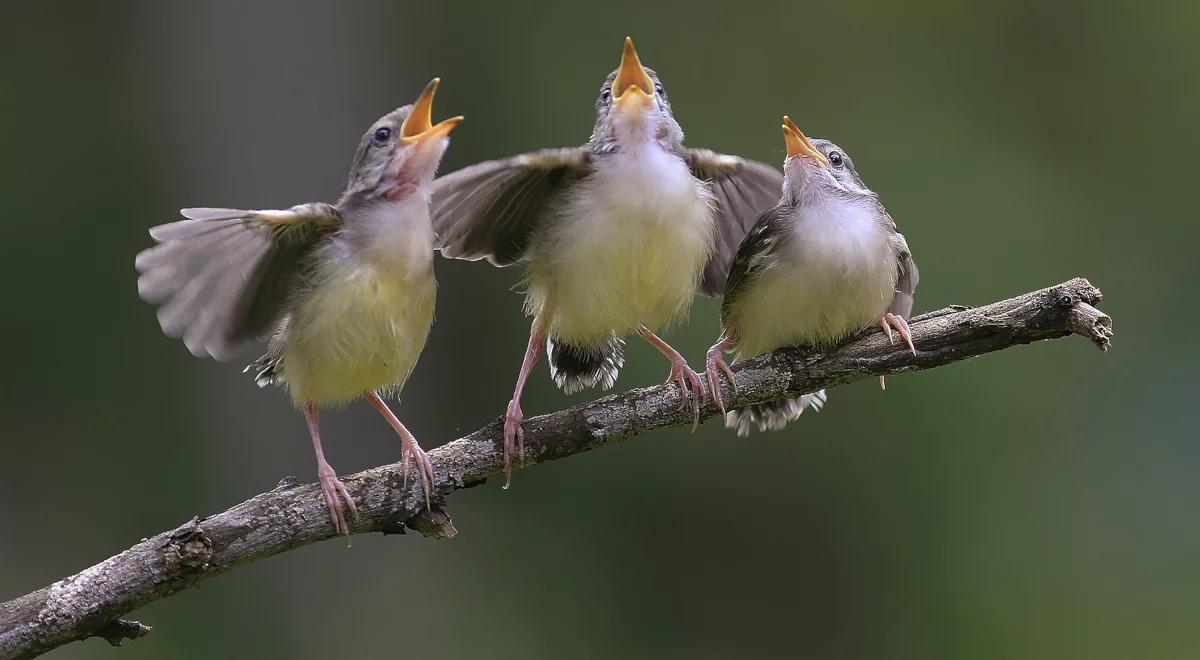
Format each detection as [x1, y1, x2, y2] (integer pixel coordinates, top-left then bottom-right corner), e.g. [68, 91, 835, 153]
[161, 520, 213, 574]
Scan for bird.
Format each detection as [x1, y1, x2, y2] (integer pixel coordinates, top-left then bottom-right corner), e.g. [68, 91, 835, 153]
[704, 116, 918, 435]
[429, 37, 783, 483]
[135, 78, 462, 535]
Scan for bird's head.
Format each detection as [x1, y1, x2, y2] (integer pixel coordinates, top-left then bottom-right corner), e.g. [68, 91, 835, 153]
[590, 37, 683, 152]
[780, 116, 873, 203]
[344, 78, 463, 203]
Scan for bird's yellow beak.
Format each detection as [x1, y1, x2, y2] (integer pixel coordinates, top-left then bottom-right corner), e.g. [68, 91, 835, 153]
[782, 115, 829, 166]
[401, 78, 463, 142]
[612, 37, 654, 111]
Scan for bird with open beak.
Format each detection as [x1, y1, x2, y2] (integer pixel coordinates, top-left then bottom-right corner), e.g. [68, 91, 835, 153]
[705, 116, 919, 435]
[431, 38, 783, 484]
[135, 79, 462, 535]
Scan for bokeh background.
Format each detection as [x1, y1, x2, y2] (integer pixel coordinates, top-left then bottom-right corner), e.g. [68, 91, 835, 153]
[1, 1, 1196, 658]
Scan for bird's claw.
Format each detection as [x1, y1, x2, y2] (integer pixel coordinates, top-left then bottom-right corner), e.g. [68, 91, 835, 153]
[880, 313, 916, 356]
[502, 399, 524, 489]
[317, 463, 358, 537]
[704, 349, 738, 414]
[666, 357, 705, 432]
[401, 438, 435, 510]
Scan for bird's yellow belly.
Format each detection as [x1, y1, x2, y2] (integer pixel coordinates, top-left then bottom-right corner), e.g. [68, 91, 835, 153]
[282, 263, 435, 407]
[526, 189, 714, 344]
[731, 255, 896, 360]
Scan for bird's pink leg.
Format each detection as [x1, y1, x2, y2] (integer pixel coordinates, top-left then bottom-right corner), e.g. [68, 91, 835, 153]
[638, 325, 705, 431]
[503, 326, 546, 488]
[704, 330, 740, 414]
[364, 391, 434, 510]
[303, 401, 357, 536]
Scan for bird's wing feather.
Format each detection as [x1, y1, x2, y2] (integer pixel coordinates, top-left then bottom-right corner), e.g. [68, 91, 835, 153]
[683, 149, 783, 296]
[889, 248, 919, 319]
[876, 208, 919, 319]
[718, 205, 789, 324]
[135, 203, 339, 360]
[431, 147, 591, 266]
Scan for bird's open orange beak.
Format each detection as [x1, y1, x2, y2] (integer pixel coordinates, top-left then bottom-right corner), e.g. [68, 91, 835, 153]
[782, 115, 829, 166]
[612, 37, 655, 111]
[401, 78, 463, 142]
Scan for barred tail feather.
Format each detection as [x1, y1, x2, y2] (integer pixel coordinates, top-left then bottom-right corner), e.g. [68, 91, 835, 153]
[725, 390, 827, 437]
[547, 335, 624, 394]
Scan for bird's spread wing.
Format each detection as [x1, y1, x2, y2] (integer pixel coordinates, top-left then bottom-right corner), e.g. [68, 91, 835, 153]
[683, 149, 783, 296]
[718, 205, 789, 323]
[135, 203, 339, 360]
[431, 147, 591, 266]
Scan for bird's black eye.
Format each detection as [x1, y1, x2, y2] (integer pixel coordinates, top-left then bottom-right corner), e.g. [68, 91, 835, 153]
[372, 127, 392, 146]
[828, 151, 844, 167]
[600, 89, 612, 102]
[654, 83, 664, 95]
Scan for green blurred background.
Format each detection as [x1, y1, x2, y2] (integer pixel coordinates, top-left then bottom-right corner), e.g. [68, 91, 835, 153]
[1, 1, 1195, 658]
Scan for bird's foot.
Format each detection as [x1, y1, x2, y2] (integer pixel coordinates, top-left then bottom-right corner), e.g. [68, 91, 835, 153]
[502, 398, 524, 489]
[362, 391, 436, 510]
[401, 436, 435, 510]
[316, 462, 358, 537]
[665, 357, 706, 431]
[637, 325, 704, 430]
[879, 312, 916, 356]
[704, 347, 738, 414]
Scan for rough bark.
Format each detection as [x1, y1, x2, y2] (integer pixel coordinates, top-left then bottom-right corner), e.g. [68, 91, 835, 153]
[0, 277, 1111, 660]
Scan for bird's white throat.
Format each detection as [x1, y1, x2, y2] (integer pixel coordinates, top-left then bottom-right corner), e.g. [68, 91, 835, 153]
[594, 143, 705, 216]
[350, 194, 436, 273]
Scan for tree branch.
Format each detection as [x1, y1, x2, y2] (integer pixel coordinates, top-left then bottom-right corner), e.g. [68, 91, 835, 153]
[0, 277, 1111, 660]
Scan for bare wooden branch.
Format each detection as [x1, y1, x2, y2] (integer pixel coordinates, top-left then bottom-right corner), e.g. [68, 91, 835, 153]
[0, 277, 1109, 660]
[1066, 302, 1113, 351]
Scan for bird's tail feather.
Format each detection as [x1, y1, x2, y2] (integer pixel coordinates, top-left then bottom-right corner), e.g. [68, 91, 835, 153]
[725, 390, 827, 437]
[547, 334, 624, 394]
[244, 352, 283, 388]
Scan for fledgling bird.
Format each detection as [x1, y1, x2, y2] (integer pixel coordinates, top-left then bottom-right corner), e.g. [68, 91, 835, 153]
[430, 37, 783, 483]
[135, 79, 462, 535]
[705, 116, 919, 435]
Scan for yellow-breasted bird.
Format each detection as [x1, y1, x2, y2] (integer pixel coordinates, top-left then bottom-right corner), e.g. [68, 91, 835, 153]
[705, 116, 919, 435]
[135, 79, 462, 535]
[430, 38, 783, 483]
